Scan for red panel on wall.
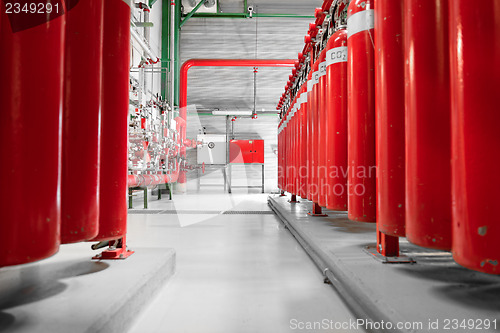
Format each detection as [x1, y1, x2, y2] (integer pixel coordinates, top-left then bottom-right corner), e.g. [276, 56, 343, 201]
[230, 140, 264, 164]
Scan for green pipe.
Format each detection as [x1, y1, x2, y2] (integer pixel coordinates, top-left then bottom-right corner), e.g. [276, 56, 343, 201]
[253, 13, 315, 18]
[174, 0, 181, 106]
[149, 0, 158, 7]
[181, 12, 314, 19]
[180, 0, 205, 27]
[161, 0, 171, 99]
[185, 12, 246, 18]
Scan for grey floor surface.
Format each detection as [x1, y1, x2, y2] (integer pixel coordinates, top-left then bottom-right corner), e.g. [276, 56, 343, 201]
[127, 190, 362, 333]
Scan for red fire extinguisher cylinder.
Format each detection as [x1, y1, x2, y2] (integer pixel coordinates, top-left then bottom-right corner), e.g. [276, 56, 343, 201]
[94, 0, 132, 241]
[450, 0, 500, 274]
[61, 0, 104, 244]
[347, 0, 376, 223]
[0, 5, 66, 266]
[374, 0, 406, 237]
[325, 28, 348, 211]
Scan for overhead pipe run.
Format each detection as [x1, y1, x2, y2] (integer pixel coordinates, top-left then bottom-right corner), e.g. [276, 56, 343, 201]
[178, 58, 297, 186]
[180, 58, 298, 112]
[130, 27, 159, 63]
[184, 12, 315, 19]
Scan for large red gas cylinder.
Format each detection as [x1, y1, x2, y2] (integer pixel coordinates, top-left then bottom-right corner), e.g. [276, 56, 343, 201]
[325, 29, 348, 211]
[93, 0, 131, 241]
[281, 117, 285, 192]
[450, 0, 500, 274]
[283, 112, 287, 192]
[374, 0, 405, 237]
[0, 3, 65, 266]
[292, 90, 298, 196]
[284, 110, 288, 193]
[280, 116, 285, 191]
[283, 107, 290, 192]
[299, 85, 308, 199]
[311, 60, 320, 203]
[347, 0, 376, 222]
[278, 118, 284, 191]
[287, 106, 292, 194]
[293, 95, 299, 196]
[284, 104, 290, 193]
[318, 49, 328, 207]
[306, 71, 314, 201]
[61, 0, 104, 244]
[289, 98, 296, 195]
[405, 0, 451, 250]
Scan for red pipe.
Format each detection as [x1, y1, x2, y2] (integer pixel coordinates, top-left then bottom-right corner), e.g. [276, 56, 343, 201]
[180, 58, 297, 118]
[128, 174, 164, 187]
[179, 59, 297, 184]
[127, 165, 180, 187]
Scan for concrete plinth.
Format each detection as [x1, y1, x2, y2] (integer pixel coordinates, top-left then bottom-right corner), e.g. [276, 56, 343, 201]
[0, 245, 175, 333]
[269, 194, 500, 333]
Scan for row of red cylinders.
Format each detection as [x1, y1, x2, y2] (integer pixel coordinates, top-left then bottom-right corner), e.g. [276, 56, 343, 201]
[278, 0, 500, 274]
[0, 0, 132, 267]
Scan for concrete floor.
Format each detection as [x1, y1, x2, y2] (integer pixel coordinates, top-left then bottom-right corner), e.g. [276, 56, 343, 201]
[127, 189, 362, 333]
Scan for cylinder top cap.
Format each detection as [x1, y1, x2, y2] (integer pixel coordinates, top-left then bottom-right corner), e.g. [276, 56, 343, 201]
[348, 0, 372, 18]
[327, 28, 348, 49]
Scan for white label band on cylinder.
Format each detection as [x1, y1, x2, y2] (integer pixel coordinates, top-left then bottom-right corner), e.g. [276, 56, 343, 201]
[347, 9, 374, 39]
[313, 71, 320, 85]
[307, 80, 313, 92]
[327, 46, 348, 66]
[319, 62, 327, 77]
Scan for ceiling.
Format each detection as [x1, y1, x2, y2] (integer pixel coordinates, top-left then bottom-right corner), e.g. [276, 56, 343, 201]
[218, 0, 323, 15]
[180, 0, 323, 113]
